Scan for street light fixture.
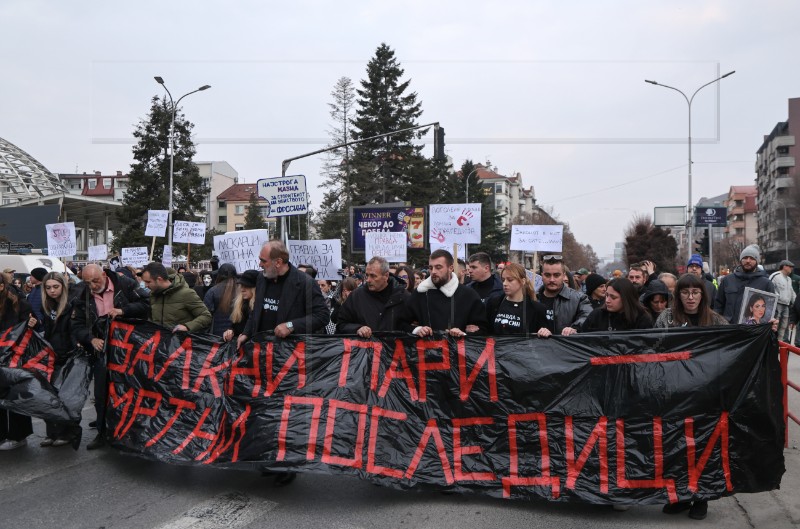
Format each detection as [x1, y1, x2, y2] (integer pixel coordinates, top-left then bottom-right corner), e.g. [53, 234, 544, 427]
[645, 70, 735, 253]
[154, 77, 211, 246]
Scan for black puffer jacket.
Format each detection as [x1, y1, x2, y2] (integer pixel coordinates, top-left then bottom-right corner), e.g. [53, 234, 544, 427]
[713, 267, 774, 323]
[336, 277, 410, 334]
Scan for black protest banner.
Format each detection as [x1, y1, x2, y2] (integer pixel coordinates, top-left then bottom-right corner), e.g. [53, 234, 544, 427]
[102, 320, 784, 504]
[0, 322, 92, 424]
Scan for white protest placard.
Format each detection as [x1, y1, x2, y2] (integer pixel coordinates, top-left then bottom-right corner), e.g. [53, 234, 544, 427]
[173, 221, 207, 245]
[429, 203, 481, 244]
[258, 175, 308, 217]
[429, 242, 467, 260]
[145, 210, 169, 237]
[45, 222, 77, 258]
[213, 229, 270, 273]
[287, 239, 342, 281]
[88, 244, 107, 261]
[365, 231, 407, 263]
[121, 247, 149, 268]
[162, 245, 173, 268]
[509, 225, 564, 252]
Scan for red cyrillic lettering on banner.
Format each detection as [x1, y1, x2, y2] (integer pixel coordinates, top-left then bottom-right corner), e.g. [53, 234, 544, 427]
[154, 335, 193, 389]
[21, 345, 55, 379]
[565, 416, 609, 493]
[370, 340, 387, 391]
[340, 339, 380, 388]
[226, 342, 262, 397]
[452, 417, 496, 482]
[590, 351, 692, 365]
[8, 328, 35, 369]
[277, 395, 324, 461]
[367, 406, 408, 479]
[404, 418, 454, 485]
[107, 321, 136, 373]
[202, 404, 251, 464]
[116, 389, 163, 440]
[615, 417, 677, 503]
[377, 340, 418, 400]
[685, 412, 732, 493]
[416, 339, 449, 402]
[145, 397, 197, 447]
[265, 341, 306, 397]
[125, 331, 162, 380]
[457, 339, 498, 402]
[172, 407, 217, 455]
[0, 326, 15, 348]
[192, 344, 231, 397]
[194, 409, 228, 462]
[321, 399, 369, 469]
[108, 384, 135, 439]
[502, 412, 560, 498]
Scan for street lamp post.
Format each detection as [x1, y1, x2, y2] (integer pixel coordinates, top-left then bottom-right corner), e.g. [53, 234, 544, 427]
[645, 71, 735, 253]
[464, 166, 481, 259]
[154, 77, 211, 246]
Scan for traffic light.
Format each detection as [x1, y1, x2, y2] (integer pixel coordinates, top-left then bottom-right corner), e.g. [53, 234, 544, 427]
[694, 228, 710, 256]
[434, 126, 446, 161]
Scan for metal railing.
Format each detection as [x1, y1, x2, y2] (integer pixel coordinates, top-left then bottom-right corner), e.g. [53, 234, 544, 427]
[779, 340, 800, 448]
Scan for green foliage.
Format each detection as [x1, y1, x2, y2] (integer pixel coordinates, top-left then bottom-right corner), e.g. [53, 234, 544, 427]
[112, 96, 209, 260]
[244, 192, 268, 230]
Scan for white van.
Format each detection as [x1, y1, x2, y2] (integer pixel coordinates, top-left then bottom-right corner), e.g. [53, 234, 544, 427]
[0, 255, 70, 276]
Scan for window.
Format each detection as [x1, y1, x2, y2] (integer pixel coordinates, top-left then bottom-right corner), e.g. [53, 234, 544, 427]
[116, 180, 127, 189]
[495, 182, 504, 194]
[235, 223, 244, 231]
[103, 178, 112, 189]
[495, 199, 503, 209]
[87, 179, 97, 190]
[218, 201, 225, 208]
[218, 215, 227, 224]
[235, 205, 245, 215]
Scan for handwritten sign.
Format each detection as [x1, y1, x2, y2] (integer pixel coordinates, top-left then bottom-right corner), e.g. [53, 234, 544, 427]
[365, 232, 407, 263]
[88, 244, 107, 261]
[162, 245, 173, 269]
[287, 239, 342, 281]
[145, 210, 169, 237]
[429, 204, 481, 244]
[510, 225, 563, 252]
[258, 175, 308, 217]
[430, 242, 467, 260]
[173, 221, 206, 245]
[213, 229, 270, 274]
[121, 247, 149, 268]
[45, 222, 77, 258]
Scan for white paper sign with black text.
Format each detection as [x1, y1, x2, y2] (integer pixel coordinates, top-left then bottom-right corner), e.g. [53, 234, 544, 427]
[173, 221, 206, 245]
[509, 225, 564, 252]
[365, 231, 407, 263]
[145, 210, 169, 237]
[213, 229, 270, 274]
[88, 244, 108, 261]
[121, 247, 149, 268]
[287, 239, 342, 281]
[429, 204, 481, 244]
[45, 222, 77, 258]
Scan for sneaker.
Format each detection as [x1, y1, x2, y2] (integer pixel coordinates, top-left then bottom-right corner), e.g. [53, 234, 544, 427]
[40, 438, 55, 447]
[689, 500, 708, 520]
[663, 501, 692, 514]
[52, 438, 72, 447]
[0, 439, 27, 450]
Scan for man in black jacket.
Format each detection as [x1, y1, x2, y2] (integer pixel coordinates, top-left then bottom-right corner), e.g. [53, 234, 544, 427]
[336, 256, 409, 336]
[714, 244, 775, 323]
[72, 264, 150, 450]
[466, 252, 503, 303]
[400, 249, 487, 337]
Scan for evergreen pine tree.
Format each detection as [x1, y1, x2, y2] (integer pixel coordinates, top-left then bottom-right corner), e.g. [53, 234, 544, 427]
[113, 96, 209, 259]
[244, 192, 268, 230]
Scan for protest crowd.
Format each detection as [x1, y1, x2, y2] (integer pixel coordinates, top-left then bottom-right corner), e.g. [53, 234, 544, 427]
[0, 239, 793, 521]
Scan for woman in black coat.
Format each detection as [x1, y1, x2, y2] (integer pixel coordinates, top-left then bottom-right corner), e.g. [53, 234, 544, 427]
[0, 273, 33, 450]
[486, 263, 552, 336]
[580, 277, 653, 332]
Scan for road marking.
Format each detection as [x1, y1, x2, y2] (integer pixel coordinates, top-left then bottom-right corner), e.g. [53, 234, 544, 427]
[155, 492, 278, 529]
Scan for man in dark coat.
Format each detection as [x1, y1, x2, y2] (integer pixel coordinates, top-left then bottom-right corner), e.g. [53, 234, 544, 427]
[466, 252, 503, 303]
[714, 244, 775, 323]
[336, 256, 409, 336]
[400, 249, 487, 337]
[72, 264, 150, 450]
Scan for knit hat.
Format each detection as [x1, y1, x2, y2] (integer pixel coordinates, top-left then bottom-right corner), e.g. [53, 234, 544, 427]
[237, 269, 259, 288]
[30, 267, 48, 282]
[740, 244, 761, 263]
[687, 254, 703, 268]
[584, 273, 607, 296]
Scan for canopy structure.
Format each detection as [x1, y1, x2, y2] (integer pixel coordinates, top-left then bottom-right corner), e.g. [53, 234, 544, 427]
[0, 136, 66, 202]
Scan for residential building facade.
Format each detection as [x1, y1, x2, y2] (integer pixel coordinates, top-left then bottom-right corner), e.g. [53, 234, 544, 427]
[473, 164, 537, 226]
[216, 183, 277, 234]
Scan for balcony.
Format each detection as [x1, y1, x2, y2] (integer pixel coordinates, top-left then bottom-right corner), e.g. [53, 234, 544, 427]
[773, 135, 796, 149]
[776, 155, 795, 169]
[776, 176, 794, 189]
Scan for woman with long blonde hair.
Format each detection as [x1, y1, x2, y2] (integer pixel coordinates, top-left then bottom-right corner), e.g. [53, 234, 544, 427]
[223, 270, 258, 342]
[486, 263, 552, 337]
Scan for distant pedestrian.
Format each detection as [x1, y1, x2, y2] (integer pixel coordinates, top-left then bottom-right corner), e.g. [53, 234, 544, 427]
[771, 260, 796, 340]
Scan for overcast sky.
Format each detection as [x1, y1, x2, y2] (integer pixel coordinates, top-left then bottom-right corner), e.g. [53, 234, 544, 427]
[3, 1, 798, 258]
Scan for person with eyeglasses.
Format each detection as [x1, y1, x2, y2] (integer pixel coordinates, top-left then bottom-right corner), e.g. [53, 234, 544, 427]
[536, 255, 592, 336]
[653, 273, 727, 520]
[395, 265, 416, 293]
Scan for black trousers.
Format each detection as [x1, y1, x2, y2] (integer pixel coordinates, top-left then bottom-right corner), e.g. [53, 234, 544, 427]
[93, 358, 107, 435]
[0, 409, 33, 442]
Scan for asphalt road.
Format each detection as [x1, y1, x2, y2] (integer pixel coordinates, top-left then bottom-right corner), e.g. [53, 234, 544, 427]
[1, 355, 798, 529]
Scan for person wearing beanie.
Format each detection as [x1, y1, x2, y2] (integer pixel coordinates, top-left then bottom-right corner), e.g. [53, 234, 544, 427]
[584, 273, 607, 309]
[714, 244, 774, 323]
[686, 254, 717, 300]
[770, 259, 796, 340]
[27, 267, 48, 322]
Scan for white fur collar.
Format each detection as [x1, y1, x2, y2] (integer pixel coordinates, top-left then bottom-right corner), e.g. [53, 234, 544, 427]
[417, 273, 459, 297]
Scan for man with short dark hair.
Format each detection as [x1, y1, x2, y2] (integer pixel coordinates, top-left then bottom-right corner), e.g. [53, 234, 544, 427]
[140, 262, 211, 333]
[297, 264, 317, 279]
[337, 256, 409, 337]
[627, 265, 647, 293]
[466, 252, 502, 303]
[538, 256, 592, 335]
[401, 249, 487, 337]
[714, 245, 775, 323]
